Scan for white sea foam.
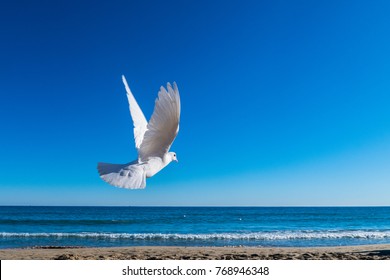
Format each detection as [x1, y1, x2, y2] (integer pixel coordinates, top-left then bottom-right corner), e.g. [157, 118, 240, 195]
[1, 230, 390, 240]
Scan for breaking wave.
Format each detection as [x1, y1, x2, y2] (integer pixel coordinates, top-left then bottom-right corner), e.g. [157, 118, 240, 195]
[2, 230, 390, 240]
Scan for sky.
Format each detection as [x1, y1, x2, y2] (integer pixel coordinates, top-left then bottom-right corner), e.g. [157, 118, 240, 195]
[0, 0, 390, 206]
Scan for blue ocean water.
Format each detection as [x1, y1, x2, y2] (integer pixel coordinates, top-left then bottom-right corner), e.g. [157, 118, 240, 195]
[0, 206, 389, 249]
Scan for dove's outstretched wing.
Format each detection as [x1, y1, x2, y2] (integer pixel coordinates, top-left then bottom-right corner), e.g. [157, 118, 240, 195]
[138, 82, 180, 162]
[122, 75, 148, 149]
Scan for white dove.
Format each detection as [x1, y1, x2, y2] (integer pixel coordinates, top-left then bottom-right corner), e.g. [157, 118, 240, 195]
[97, 76, 181, 189]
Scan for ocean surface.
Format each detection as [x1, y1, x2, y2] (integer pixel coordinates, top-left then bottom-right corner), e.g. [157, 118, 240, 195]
[0, 206, 389, 249]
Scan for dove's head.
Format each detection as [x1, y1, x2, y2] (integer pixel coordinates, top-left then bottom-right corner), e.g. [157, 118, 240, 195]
[169, 152, 178, 163]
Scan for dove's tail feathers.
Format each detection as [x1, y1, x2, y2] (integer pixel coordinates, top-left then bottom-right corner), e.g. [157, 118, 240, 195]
[97, 162, 128, 175]
[97, 161, 146, 189]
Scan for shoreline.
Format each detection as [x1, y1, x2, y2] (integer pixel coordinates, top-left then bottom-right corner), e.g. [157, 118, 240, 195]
[1, 244, 390, 260]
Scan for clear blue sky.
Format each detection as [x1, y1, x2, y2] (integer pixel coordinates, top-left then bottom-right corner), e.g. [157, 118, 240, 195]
[1, 0, 390, 206]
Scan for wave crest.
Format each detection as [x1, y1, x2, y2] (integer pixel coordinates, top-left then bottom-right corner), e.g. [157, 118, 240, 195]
[1, 230, 390, 240]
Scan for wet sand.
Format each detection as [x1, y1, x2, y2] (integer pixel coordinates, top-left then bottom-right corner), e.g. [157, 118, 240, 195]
[1, 244, 390, 260]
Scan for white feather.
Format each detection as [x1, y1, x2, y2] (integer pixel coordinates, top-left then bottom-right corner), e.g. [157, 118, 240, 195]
[139, 82, 180, 162]
[97, 161, 146, 189]
[122, 75, 148, 149]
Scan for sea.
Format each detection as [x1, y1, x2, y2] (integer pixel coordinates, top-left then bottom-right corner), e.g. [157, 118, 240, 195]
[0, 206, 389, 249]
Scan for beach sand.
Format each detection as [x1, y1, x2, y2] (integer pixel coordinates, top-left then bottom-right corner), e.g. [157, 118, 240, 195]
[1, 244, 390, 260]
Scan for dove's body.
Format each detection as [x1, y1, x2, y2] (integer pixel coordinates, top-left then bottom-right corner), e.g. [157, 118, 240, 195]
[145, 154, 175, 177]
[97, 76, 180, 189]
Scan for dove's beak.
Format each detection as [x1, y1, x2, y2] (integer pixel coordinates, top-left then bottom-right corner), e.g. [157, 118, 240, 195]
[174, 158, 178, 162]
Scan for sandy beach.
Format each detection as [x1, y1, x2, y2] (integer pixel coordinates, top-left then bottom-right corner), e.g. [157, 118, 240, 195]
[1, 244, 390, 260]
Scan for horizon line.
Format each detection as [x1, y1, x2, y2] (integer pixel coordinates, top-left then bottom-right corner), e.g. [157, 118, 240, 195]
[0, 205, 389, 207]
